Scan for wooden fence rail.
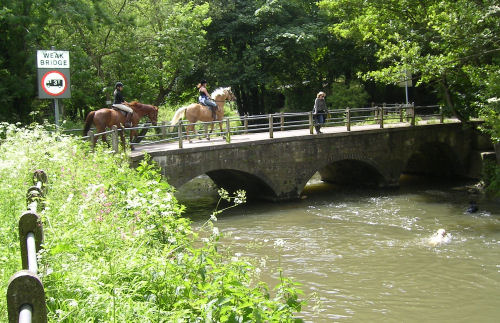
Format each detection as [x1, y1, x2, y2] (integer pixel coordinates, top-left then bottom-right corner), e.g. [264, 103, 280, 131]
[80, 103, 446, 151]
[7, 170, 48, 323]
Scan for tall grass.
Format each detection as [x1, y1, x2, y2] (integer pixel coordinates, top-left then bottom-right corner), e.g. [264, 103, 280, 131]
[0, 123, 302, 322]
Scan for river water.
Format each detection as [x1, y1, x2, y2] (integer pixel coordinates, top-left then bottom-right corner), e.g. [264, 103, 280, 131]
[176, 175, 500, 322]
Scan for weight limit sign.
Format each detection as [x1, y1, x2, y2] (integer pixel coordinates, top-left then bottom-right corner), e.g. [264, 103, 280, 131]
[37, 68, 71, 99]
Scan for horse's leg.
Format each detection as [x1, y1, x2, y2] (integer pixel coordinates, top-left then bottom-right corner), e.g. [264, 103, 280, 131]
[218, 119, 226, 140]
[184, 123, 190, 143]
[207, 122, 214, 140]
[120, 128, 126, 151]
[129, 129, 136, 150]
[101, 133, 109, 147]
[187, 124, 194, 143]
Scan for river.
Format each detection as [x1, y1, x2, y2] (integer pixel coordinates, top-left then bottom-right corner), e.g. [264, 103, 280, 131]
[176, 175, 500, 322]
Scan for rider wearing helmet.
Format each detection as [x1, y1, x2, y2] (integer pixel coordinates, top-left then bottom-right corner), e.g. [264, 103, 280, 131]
[197, 80, 218, 121]
[112, 82, 133, 127]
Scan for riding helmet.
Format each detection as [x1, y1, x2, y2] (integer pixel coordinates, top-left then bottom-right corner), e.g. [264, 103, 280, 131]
[115, 82, 124, 89]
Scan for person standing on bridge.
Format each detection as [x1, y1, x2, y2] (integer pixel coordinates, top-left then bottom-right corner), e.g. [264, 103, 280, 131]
[198, 80, 218, 121]
[112, 82, 133, 127]
[313, 91, 328, 134]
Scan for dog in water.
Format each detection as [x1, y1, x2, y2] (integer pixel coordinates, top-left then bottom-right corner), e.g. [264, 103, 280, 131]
[428, 228, 451, 246]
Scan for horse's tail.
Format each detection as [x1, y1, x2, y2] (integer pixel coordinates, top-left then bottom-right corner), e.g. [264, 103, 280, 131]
[83, 111, 95, 136]
[170, 106, 188, 126]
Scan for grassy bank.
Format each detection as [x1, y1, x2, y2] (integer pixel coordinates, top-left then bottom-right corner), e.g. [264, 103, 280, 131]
[0, 123, 302, 322]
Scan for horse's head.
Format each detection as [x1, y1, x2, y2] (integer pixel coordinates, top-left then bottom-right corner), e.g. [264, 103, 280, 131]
[129, 101, 158, 125]
[149, 106, 159, 126]
[212, 87, 236, 102]
[225, 87, 236, 101]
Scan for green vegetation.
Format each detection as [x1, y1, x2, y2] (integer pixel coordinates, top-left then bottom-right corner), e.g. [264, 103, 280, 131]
[0, 123, 303, 321]
[2, 0, 499, 133]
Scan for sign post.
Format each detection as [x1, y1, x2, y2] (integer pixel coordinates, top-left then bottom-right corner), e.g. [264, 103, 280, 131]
[37, 50, 71, 128]
[398, 69, 412, 105]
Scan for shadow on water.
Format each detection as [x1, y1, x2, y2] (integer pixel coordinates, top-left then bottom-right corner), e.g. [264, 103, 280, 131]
[175, 172, 499, 220]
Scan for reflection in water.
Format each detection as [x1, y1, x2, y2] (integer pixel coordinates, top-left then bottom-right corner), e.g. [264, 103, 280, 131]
[176, 175, 500, 322]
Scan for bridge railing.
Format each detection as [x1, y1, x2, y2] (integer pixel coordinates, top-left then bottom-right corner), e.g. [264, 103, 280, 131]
[79, 103, 445, 150]
[7, 170, 48, 323]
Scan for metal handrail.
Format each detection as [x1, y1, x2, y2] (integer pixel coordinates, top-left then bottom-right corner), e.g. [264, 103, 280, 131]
[7, 170, 48, 323]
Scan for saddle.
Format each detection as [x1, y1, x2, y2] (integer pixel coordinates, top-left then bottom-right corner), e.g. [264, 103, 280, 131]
[112, 107, 128, 116]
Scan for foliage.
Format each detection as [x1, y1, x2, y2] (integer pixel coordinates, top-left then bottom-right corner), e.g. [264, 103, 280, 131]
[327, 80, 369, 110]
[0, 123, 303, 321]
[481, 159, 500, 197]
[203, 0, 369, 114]
[318, 0, 500, 122]
[1, 0, 210, 122]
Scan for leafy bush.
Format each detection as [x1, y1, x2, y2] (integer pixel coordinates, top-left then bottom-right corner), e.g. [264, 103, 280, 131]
[0, 123, 303, 322]
[327, 81, 369, 110]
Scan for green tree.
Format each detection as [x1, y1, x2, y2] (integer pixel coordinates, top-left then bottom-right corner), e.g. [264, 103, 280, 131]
[50, 0, 210, 119]
[0, 0, 52, 122]
[203, 0, 367, 115]
[319, 0, 500, 121]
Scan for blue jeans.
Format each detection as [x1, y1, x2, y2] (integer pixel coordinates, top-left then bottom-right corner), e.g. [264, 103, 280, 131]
[199, 97, 217, 109]
[314, 113, 326, 125]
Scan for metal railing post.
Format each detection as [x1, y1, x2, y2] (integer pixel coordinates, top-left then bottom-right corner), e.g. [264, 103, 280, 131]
[309, 112, 314, 134]
[244, 114, 248, 134]
[440, 106, 444, 123]
[411, 103, 416, 126]
[379, 106, 384, 128]
[225, 118, 231, 143]
[269, 114, 274, 138]
[7, 271, 47, 323]
[280, 113, 284, 131]
[399, 104, 404, 122]
[178, 120, 183, 148]
[346, 108, 351, 131]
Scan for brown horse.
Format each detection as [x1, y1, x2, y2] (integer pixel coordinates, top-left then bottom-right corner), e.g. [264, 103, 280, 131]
[170, 87, 236, 142]
[83, 101, 158, 149]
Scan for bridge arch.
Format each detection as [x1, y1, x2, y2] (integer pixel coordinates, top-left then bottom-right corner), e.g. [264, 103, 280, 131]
[175, 167, 279, 201]
[403, 141, 465, 177]
[296, 157, 389, 197]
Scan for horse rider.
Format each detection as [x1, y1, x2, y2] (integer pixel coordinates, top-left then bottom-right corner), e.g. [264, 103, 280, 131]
[197, 80, 218, 121]
[112, 82, 133, 127]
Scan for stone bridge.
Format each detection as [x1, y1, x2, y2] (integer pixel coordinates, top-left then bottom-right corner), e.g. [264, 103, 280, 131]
[130, 121, 491, 201]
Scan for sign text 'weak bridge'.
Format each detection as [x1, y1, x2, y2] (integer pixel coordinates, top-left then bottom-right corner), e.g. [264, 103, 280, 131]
[130, 121, 491, 201]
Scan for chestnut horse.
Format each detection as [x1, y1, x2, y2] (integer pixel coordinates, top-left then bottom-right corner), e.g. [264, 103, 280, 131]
[170, 87, 236, 142]
[83, 101, 158, 149]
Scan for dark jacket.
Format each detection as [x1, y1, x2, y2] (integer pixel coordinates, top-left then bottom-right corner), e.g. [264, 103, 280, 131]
[313, 98, 327, 114]
[113, 89, 125, 104]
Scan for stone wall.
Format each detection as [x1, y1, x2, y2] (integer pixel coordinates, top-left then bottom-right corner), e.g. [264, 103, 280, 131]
[130, 122, 484, 201]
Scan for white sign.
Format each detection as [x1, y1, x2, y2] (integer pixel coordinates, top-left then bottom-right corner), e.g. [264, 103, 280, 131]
[40, 71, 68, 96]
[37, 50, 70, 69]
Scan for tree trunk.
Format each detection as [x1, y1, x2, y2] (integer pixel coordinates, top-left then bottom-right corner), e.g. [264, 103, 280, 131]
[440, 75, 465, 122]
